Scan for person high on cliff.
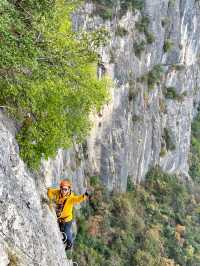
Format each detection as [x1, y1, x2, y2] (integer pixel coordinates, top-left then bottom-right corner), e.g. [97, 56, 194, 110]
[47, 179, 89, 250]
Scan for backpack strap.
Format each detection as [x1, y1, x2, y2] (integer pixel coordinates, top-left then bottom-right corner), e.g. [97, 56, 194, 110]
[56, 197, 68, 218]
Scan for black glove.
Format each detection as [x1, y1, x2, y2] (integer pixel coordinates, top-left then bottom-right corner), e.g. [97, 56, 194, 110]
[58, 217, 65, 224]
[84, 191, 89, 197]
[85, 191, 92, 200]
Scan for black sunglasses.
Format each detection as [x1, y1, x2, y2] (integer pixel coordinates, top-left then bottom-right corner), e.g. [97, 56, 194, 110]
[61, 187, 70, 192]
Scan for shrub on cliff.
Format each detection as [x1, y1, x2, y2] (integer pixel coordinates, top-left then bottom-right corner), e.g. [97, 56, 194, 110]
[189, 113, 200, 183]
[92, 0, 144, 19]
[0, 0, 109, 168]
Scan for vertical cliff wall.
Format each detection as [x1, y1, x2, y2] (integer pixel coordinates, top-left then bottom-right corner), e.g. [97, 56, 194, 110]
[0, 112, 69, 265]
[85, 0, 200, 191]
[43, 0, 200, 192]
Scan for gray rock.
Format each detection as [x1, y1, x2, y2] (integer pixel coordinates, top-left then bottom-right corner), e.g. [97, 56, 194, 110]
[0, 112, 69, 266]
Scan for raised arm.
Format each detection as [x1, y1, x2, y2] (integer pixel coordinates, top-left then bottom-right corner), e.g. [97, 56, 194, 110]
[71, 194, 88, 205]
[47, 188, 60, 210]
[47, 188, 59, 200]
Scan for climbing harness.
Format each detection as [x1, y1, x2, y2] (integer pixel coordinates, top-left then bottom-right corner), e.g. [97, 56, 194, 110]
[56, 197, 68, 218]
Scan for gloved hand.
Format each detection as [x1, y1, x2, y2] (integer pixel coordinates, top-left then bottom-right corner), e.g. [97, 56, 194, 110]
[84, 191, 89, 197]
[58, 217, 65, 224]
[84, 190, 92, 200]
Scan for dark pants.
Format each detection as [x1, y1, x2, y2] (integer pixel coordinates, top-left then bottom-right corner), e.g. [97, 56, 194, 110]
[59, 221, 73, 247]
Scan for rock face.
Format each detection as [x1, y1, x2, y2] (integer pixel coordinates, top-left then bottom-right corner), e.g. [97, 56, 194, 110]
[0, 112, 69, 266]
[46, 0, 200, 192]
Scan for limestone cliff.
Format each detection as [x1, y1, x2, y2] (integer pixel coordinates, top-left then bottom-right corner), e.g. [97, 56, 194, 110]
[45, 0, 200, 192]
[0, 112, 69, 265]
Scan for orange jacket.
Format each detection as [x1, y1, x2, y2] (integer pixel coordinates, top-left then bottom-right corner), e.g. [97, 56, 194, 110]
[47, 188, 87, 222]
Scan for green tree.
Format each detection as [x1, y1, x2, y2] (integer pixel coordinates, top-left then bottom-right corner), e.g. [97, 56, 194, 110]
[0, 0, 109, 168]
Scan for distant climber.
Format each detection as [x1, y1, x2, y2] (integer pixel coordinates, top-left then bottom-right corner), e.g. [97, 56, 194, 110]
[47, 179, 89, 250]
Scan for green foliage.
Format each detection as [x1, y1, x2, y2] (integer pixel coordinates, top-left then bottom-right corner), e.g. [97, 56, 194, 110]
[135, 16, 150, 32]
[94, 0, 145, 19]
[163, 39, 174, 53]
[120, 0, 144, 11]
[115, 26, 128, 37]
[92, 0, 144, 20]
[93, 0, 114, 20]
[133, 40, 146, 58]
[133, 16, 155, 59]
[73, 166, 200, 266]
[171, 64, 185, 71]
[147, 65, 163, 89]
[136, 16, 155, 44]
[119, 0, 144, 16]
[161, 17, 171, 28]
[164, 86, 187, 102]
[163, 128, 176, 151]
[159, 147, 167, 157]
[141, 65, 164, 90]
[169, 0, 176, 7]
[0, 0, 109, 168]
[164, 87, 184, 101]
[145, 31, 155, 44]
[90, 176, 102, 187]
[145, 167, 187, 205]
[189, 113, 200, 183]
[127, 176, 135, 192]
[135, 250, 155, 266]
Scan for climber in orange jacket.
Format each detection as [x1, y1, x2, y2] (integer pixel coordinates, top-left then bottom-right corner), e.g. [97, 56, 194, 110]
[47, 179, 89, 250]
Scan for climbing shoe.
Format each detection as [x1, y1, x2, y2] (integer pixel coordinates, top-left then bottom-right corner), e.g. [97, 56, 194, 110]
[65, 239, 73, 251]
